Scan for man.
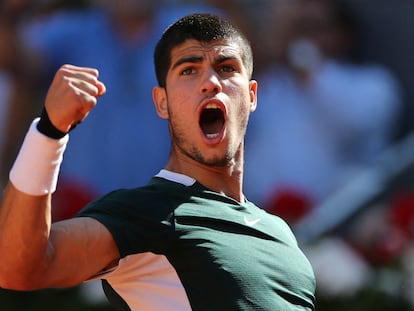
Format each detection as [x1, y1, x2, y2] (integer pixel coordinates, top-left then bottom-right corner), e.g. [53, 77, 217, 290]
[0, 14, 315, 310]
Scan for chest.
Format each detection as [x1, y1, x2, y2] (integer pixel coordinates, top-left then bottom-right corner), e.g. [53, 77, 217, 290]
[165, 207, 315, 310]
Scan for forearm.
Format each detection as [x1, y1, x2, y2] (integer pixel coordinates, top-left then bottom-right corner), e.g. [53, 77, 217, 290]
[0, 184, 52, 290]
[0, 119, 67, 290]
[0, 65, 107, 290]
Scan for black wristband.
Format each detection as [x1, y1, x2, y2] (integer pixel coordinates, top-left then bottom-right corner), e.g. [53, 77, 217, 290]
[37, 107, 67, 139]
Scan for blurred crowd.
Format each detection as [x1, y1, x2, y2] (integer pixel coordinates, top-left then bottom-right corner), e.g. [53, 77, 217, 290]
[1, 0, 414, 310]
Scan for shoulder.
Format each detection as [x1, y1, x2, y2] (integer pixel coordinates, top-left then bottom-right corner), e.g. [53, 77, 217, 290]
[79, 179, 176, 222]
[75, 178, 193, 257]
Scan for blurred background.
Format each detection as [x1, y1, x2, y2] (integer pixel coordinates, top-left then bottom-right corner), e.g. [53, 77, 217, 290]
[1, 0, 414, 309]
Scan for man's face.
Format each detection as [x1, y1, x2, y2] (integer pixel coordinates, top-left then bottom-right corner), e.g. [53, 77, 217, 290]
[154, 39, 257, 167]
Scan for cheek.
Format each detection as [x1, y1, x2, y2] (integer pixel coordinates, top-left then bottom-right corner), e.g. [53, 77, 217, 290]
[228, 78, 252, 100]
[239, 92, 254, 126]
[167, 82, 194, 105]
[166, 97, 194, 132]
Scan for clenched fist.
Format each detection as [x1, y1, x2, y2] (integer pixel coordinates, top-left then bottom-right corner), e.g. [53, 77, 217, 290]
[44, 64, 106, 133]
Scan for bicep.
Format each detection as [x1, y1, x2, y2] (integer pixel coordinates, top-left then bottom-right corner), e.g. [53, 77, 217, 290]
[45, 217, 119, 288]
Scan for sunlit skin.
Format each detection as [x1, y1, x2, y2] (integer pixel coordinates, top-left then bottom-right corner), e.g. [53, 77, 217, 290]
[153, 39, 257, 202]
[0, 38, 257, 291]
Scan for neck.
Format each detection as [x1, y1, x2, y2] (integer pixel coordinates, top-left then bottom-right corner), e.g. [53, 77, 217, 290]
[164, 150, 245, 203]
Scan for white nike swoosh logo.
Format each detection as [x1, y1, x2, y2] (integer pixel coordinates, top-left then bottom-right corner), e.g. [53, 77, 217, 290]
[244, 216, 261, 227]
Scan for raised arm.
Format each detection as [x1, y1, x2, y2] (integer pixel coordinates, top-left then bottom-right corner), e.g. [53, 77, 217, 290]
[0, 65, 119, 290]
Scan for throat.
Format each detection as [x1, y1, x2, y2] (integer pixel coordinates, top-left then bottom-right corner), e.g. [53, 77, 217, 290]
[200, 108, 224, 138]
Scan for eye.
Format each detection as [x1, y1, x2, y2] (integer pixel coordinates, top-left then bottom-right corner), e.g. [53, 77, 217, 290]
[181, 67, 195, 76]
[220, 65, 236, 73]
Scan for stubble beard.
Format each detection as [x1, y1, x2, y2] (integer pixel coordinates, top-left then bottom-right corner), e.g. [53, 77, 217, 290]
[188, 145, 233, 167]
[170, 123, 233, 168]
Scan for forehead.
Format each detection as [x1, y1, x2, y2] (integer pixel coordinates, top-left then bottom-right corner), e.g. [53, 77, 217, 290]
[170, 39, 243, 64]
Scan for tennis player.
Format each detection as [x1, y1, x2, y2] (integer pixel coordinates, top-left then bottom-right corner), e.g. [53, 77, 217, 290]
[0, 13, 315, 310]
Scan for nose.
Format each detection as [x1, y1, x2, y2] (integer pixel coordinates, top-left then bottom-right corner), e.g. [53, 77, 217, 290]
[200, 69, 222, 95]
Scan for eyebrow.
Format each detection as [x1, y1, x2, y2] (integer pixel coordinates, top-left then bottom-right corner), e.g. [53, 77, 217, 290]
[171, 54, 240, 71]
[171, 56, 203, 70]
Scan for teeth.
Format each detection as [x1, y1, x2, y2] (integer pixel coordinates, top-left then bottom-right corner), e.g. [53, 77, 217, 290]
[205, 103, 220, 109]
[206, 133, 219, 139]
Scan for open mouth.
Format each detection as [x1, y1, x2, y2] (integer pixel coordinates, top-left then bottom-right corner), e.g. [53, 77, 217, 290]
[199, 103, 225, 139]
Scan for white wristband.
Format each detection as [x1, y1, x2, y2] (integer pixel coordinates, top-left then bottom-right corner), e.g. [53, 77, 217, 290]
[9, 118, 69, 196]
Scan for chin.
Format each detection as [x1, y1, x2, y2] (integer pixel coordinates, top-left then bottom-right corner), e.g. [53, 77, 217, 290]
[202, 152, 234, 167]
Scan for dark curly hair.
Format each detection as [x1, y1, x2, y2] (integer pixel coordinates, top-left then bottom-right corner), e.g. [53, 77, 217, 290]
[154, 13, 254, 88]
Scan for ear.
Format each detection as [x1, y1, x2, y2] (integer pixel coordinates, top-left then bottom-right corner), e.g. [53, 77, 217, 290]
[249, 80, 258, 112]
[152, 86, 169, 119]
